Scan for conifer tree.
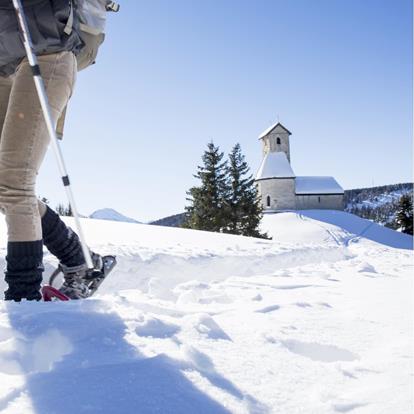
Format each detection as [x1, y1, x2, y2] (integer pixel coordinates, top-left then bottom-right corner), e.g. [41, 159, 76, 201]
[56, 203, 66, 216]
[66, 203, 73, 217]
[56, 203, 73, 217]
[183, 142, 230, 232]
[395, 194, 413, 235]
[226, 143, 267, 238]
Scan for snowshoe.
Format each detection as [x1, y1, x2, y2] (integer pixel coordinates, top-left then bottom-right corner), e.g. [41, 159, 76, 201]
[42, 254, 117, 301]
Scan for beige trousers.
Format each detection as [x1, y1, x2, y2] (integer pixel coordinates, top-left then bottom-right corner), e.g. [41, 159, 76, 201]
[0, 52, 76, 242]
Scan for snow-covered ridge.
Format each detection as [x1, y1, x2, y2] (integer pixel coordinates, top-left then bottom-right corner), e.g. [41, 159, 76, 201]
[0, 211, 411, 413]
[344, 182, 413, 227]
[89, 208, 140, 224]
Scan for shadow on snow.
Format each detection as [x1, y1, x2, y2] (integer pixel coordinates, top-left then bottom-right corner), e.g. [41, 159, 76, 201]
[299, 210, 413, 250]
[2, 300, 234, 414]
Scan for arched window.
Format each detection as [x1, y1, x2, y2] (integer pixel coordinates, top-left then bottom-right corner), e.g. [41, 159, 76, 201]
[277, 137, 281, 145]
[266, 196, 271, 207]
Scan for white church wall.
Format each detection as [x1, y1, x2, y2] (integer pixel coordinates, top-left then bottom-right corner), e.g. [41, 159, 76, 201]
[296, 194, 344, 210]
[258, 179, 296, 210]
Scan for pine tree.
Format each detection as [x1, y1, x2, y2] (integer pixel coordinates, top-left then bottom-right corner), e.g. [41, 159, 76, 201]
[66, 204, 73, 217]
[56, 203, 73, 217]
[183, 142, 230, 232]
[226, 143, 268, 238]
[56, 203, 66, 216]
[395, 194, 413, 235]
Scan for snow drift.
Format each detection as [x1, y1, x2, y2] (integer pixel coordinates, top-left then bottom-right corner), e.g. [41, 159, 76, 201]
[0, 210, 411, 414]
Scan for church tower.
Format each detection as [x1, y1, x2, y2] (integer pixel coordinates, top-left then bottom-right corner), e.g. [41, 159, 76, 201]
[259, 122, 292, 162]
[255, 122, 296, 211]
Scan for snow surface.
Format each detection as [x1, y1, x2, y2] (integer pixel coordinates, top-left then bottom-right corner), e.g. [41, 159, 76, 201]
[0, 211, 412, 413]
[256, 152, 296, 180]
[296, 176, 344, 195]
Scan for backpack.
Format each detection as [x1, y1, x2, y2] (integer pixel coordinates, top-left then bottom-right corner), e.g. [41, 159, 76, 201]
[63, 0, 120, 71]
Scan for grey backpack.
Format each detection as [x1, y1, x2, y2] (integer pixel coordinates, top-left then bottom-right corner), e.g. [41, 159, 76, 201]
[64, 0, 120, 71]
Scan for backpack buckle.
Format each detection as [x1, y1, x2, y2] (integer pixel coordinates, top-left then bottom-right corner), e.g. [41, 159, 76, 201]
[106, 1, 120, 12]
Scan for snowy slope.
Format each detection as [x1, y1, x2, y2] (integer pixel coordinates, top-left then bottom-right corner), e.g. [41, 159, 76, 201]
[0, 212, 411, 414]
[89, 208, 140, 224]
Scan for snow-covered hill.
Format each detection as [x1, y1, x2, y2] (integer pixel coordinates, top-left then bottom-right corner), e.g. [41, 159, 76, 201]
[89, 208, 140, 223]
[344, 182, 413, 228]
[0, 211, 411, 413]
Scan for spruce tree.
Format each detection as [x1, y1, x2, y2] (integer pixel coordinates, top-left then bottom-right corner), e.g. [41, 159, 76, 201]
[226, 143, 268, 238]
[183, 142, 230, 232]
[395, 194, 413, 235]
[56, 203, 73, 217]
[56, 203, 66, 216]
[66, 204, 73, 217]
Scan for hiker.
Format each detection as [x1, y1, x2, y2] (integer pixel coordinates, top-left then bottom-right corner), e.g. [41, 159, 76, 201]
[0, 0, 117, 301]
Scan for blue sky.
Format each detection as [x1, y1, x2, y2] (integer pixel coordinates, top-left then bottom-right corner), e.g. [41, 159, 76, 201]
[37, 0, 413, 222]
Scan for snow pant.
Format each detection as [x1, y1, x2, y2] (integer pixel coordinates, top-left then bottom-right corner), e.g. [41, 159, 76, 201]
[0, 51, 76, 242]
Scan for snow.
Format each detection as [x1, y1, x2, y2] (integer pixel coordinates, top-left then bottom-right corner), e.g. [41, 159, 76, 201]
[89, 208, 140, 223]
[0, 211, 411, 413]
[296, 176, 344, 195]
[346, 188, 412, 210]
[256, 152, 296, 180]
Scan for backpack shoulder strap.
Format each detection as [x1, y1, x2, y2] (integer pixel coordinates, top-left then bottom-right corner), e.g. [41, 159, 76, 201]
[63, 2, 75, 35]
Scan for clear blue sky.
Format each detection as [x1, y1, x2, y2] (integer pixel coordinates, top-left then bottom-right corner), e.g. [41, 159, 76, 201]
[37, 0, 413, 222]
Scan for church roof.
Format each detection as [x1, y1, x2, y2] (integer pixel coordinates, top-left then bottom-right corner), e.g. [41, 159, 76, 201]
[256, 152, 296, 180]
[258, 122, 292, 139]
[295, 176, 344, 195]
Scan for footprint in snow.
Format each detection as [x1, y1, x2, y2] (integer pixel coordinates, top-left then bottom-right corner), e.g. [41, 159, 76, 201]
[280, 339, 358, 362]
[295, 302, 312, 308]
[356, 262, 377, 274]
[275, 284, 319, 290]
[135, 317, 180, 339]
[193, 314, 232, 341]
[256, 304, 280, 313]
[332, 402, 368, 412]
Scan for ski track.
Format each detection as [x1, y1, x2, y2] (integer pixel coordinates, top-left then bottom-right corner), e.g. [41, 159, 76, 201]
[0, 213, 411, 413]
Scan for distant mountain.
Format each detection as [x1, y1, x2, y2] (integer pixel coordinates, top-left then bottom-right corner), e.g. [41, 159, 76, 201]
[89, 208, 140, 224]
[150, 213, 186, 227]
[344, 182, 413, 229]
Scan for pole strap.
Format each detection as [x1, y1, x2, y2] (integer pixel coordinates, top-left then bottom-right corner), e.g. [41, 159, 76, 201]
[31, 64, 41, 76]
[62, 176, 70, 186]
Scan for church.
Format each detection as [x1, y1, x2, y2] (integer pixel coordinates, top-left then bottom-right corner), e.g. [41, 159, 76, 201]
[255, 123, 344, 212]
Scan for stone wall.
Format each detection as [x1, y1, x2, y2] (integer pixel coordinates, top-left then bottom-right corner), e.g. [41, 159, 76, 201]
[295, 194, 344, 210]
[258, 178, 296, 210]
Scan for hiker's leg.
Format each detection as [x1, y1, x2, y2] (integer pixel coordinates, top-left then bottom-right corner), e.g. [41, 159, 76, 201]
[0, 52, 76, 300]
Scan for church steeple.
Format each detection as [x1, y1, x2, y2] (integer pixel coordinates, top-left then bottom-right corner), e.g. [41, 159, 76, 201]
[258, 122, 292, 162]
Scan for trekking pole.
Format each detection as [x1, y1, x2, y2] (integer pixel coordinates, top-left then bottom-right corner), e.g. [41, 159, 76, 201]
[11, 0, 94, 270]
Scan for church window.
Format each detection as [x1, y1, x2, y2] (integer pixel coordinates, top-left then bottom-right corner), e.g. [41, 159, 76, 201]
[277, 137, 281, 145]
[266, 196, 271, 207]
[318, 196, 321, 203]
